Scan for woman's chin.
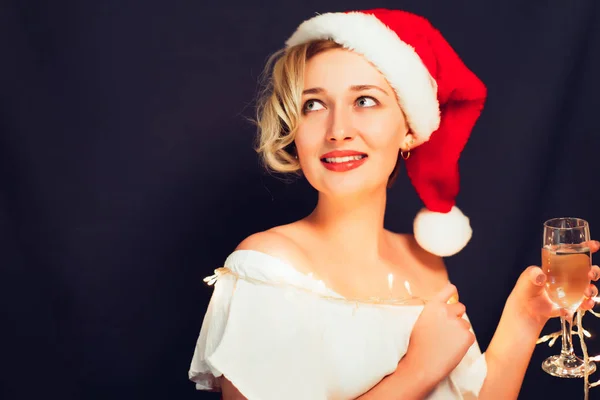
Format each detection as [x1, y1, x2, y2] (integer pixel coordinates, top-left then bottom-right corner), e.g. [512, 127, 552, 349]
[314, 180, 383, 199]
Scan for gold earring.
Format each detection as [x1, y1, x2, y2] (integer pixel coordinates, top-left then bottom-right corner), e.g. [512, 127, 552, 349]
[401, 137, 414, 160]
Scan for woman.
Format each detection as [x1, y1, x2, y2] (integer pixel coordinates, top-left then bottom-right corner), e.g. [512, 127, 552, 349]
[189, 9, 600, 399]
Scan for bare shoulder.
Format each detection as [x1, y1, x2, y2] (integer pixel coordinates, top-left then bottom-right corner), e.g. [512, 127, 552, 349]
[390, 232, 449, 280]
[235, 223, 311, 273]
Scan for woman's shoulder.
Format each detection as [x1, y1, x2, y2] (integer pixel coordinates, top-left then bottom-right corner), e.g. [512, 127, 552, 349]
[233, 223, 313, 275]
[388, 231, 449, 279]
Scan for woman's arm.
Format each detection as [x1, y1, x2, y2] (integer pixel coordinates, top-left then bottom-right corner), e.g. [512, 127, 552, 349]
[221, 377, 248, 400]
[357, 284, 475, 400]
[479, 264, 599, 400]
[222, 365, 434, 400]
[357, 295, 542, 400]
[354, 358, 438, 400]
[477, 293, 545, 400]
[220, 354, 438, 400]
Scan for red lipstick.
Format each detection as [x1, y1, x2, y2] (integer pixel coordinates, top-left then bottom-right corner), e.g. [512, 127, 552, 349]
[320, 150, 368, 172]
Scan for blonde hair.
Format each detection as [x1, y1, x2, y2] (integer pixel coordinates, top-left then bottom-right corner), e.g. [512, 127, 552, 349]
[253, 39, 402, 185]
[254, 40, 343, 174]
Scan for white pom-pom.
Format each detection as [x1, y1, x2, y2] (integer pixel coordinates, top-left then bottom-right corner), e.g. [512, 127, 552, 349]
[413, 206, 472, 257]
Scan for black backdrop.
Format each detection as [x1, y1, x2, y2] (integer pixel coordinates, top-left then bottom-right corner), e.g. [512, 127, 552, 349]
[2, 1, 600, 399]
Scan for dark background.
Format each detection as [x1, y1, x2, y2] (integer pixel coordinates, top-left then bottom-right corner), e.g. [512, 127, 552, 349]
[2, 0, 600, 399]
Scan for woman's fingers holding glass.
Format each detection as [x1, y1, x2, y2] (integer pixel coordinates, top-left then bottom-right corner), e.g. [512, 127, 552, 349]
[580, 284, 599, 310]
[585, 240, 600, 254]
[584, 284, 598, 299]
[589, 265, 600, 281]
[580, 297, 597, 311]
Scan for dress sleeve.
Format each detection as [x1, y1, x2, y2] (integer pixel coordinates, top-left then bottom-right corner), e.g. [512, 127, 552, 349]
[188, 255, 330, 400]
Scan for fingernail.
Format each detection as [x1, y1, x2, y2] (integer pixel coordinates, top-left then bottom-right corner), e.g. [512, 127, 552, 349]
[536, 274, 546, 285]
[595, 240, 600, 248]
[594, 270, 599, 280]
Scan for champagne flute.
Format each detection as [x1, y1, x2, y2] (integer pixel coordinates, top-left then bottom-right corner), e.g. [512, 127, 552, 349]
[541, 217, 596, 378]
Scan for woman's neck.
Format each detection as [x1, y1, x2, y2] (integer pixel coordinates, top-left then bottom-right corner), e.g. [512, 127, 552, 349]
[306, 186, 389, 264]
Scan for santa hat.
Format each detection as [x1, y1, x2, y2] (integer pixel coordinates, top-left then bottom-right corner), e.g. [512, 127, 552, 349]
[286, 9, 487, 257]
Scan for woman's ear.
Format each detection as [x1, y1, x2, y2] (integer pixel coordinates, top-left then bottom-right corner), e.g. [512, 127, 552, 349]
[401, 133, 416, 152]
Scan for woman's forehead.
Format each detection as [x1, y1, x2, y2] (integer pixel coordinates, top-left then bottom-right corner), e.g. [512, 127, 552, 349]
[304, 48, 390, 91]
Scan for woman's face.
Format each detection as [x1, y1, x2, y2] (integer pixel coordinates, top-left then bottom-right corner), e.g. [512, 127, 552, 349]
[295, 48, 410, 198]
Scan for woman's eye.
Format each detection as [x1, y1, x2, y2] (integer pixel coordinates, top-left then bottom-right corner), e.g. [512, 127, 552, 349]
[303, 100, 325, 113]
[356, 96, 377, 108]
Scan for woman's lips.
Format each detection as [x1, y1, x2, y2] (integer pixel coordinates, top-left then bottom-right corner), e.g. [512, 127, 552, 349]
[320, 151, 368, 172]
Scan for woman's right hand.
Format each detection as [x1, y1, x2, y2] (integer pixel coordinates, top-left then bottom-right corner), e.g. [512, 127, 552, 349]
[400, 283, 475, 387]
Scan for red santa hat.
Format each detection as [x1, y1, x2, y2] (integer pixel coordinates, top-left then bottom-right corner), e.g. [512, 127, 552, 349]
[286, 9, 487, 257]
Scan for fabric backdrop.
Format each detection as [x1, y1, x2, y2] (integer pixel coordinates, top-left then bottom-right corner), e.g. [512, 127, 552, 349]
[2, 0, 600, 399]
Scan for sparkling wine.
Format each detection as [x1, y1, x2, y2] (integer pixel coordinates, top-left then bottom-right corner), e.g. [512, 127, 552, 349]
[542, 245, 591, 311]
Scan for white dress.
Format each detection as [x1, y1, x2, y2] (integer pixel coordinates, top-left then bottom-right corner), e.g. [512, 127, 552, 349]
[189, 250, 487, 400]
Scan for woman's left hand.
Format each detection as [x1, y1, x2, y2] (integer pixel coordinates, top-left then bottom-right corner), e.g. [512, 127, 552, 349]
[508, 240, 600, 328]
[580, 240, 600, 311]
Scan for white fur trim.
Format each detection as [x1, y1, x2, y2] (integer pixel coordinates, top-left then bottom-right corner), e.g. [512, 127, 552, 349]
[286, 12, 440, 140]
[413, 206, 472, 257]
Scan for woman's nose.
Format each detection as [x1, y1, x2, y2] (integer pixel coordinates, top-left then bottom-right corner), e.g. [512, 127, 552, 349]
[326, 107, 355, 142]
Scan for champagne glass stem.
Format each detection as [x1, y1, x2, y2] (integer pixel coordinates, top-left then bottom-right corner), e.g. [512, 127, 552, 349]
[560, 314, 575, 359]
